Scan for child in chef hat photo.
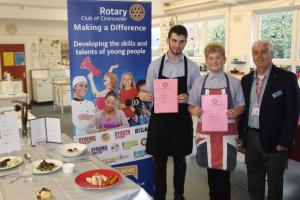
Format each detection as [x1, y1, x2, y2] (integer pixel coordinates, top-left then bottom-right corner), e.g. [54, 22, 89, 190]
[71, 76, 97, 136]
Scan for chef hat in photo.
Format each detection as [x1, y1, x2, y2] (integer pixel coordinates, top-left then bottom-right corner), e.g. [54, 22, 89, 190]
[72, 76, 88, 87]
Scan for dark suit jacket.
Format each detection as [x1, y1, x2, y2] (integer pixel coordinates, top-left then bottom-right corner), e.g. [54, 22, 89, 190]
[239, 64, 299, 153]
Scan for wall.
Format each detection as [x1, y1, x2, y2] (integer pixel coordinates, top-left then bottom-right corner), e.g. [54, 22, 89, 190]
[0, 19, 67, 98]
[155, 0, 300, 74]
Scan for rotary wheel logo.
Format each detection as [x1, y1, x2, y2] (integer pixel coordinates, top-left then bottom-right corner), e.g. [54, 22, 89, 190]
[162, 82, 168, 87]
[211, 98, 218, 104]
[129, 4, 145, 21]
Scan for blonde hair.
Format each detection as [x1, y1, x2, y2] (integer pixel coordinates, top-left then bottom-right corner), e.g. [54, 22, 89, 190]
[119, 71, 135, 90]
[105, 72, 118, 90]
[204, 42, 226, 59]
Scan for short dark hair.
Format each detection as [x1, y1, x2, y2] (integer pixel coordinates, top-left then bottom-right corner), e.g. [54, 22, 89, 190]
[168, 25, 188, 39]
[105, 90, 118, 99]
[136, 79, 146, 91]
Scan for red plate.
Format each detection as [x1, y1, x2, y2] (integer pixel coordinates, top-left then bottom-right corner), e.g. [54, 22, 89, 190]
[75, 169, 122, 190]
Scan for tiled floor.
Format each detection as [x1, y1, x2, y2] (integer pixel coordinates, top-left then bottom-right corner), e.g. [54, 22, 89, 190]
[165, 149, 300, 200]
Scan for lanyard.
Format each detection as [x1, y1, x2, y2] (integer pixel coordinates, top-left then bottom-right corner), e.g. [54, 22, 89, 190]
[255, 73, 265, 105]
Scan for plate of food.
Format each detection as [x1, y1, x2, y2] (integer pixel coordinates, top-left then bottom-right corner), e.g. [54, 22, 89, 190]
[36, 187, 53, 200]
[32, 159, 63, 174]
[58, 143, 87, 157]
[75, 169, 122, 190]
[0, 156, 23, 170]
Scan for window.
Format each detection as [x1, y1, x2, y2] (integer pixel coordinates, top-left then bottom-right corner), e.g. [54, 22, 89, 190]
[207, 18, 225, 45]
[182, 21, 202, 57]
[151, 26, 160, 57]
[260, 11, 292, 59]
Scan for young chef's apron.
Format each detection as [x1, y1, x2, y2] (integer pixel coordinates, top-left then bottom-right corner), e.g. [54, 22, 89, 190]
[146, 55, 193, 156]
[196, 74, 238, 171]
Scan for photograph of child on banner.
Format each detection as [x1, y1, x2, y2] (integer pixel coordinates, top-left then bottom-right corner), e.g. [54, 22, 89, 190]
[118, 71, 138, 126]
[96, 90, 129, 131]
[76, 57, 151, 134]
[88, 64, 119, 110]
[71, 76, 97, 136]
[128, 79, 152, 126]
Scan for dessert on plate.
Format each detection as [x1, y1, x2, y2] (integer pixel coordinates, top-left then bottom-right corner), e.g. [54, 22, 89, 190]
[36, 187, 52, 200]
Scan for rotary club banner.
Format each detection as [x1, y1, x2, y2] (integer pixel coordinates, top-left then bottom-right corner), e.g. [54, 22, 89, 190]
[67, 0, 153, 195]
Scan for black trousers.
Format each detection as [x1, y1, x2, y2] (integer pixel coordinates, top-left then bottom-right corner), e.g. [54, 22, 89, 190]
[207, 168, 231, 200]
[153, 155, 186, 200]
[245, 129, 288, 200]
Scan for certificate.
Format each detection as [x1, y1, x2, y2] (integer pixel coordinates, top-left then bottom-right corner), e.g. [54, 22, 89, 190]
[154, 79, 178, 113]
[201, 95, 228, 132]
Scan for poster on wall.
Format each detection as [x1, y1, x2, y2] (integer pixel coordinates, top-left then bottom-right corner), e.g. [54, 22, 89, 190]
[39, 38, 62, 67]
[3, 52, 14, 66]
[14, 52, 25, 66]
[67, 0, 153, 195]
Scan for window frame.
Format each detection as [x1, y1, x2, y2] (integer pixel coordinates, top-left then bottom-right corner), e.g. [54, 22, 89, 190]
[151, 25, 161, 59]
[255, 9, 300, 71]
[178, 15, 227, 66]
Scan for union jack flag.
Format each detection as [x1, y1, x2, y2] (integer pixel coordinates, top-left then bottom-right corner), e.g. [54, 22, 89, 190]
[195, 123, 237, 171]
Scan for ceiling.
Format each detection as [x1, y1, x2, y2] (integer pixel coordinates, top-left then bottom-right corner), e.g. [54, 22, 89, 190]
[0, 0, 254, 9]
[0, 0, 268, 20]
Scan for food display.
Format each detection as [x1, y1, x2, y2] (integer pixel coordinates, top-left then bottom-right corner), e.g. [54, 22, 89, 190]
[86, 173, 119, 187]
[36, 187, 52, 200]
[0, 156, 22, 169]
[0, 158, 10, 168]
[32, 159, 63, 174]
[36, 160, 56, 171]
[75, 169, 122, 189]
[67, 148, 78, 153]
[58, 143, 87, 157]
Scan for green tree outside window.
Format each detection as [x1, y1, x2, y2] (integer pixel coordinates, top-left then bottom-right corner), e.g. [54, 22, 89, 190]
[261, 12, 292, 59]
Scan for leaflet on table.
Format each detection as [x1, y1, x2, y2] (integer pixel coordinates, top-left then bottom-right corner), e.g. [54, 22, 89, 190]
[30, 117, 62, 146]
[153, 79, 178, 113]
[201, 95, 228, 132]
[0, 114, 21, 154]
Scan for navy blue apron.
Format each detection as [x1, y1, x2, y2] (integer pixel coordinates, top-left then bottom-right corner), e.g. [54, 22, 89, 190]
[146, 55, 193, 156]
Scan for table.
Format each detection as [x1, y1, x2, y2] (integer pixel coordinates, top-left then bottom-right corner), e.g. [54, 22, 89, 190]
[0, 93, 28, 108]
[52, 81, 71, 115]
[0, 134, 152, 200]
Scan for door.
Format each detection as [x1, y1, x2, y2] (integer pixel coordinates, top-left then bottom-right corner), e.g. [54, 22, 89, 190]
[0, 44, 27, 92]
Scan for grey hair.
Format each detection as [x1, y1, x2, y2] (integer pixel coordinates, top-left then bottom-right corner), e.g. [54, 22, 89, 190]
[252, 40, 272, 53]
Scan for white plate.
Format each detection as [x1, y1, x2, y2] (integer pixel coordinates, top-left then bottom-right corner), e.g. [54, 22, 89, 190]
[0, 156, 23, 171]
[32, 159, 63, 174]
[58, 143, 87, 157]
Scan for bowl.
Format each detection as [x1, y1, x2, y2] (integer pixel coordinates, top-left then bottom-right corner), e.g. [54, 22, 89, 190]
[58, 143, 87, 157]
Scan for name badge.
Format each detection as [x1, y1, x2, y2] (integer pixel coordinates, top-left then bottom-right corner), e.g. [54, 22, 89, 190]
[251, 107, 260, 117]
[272, 90, 283, 98]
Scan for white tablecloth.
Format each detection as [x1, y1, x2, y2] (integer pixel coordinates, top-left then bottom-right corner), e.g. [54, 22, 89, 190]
[0, 135, 152, 200]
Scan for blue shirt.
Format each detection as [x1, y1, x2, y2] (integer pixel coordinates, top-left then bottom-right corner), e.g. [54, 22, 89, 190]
[145, 53, 200, 95]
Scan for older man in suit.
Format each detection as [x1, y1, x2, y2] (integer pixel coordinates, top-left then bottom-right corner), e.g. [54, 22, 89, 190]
[239, 40, 299, 200]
